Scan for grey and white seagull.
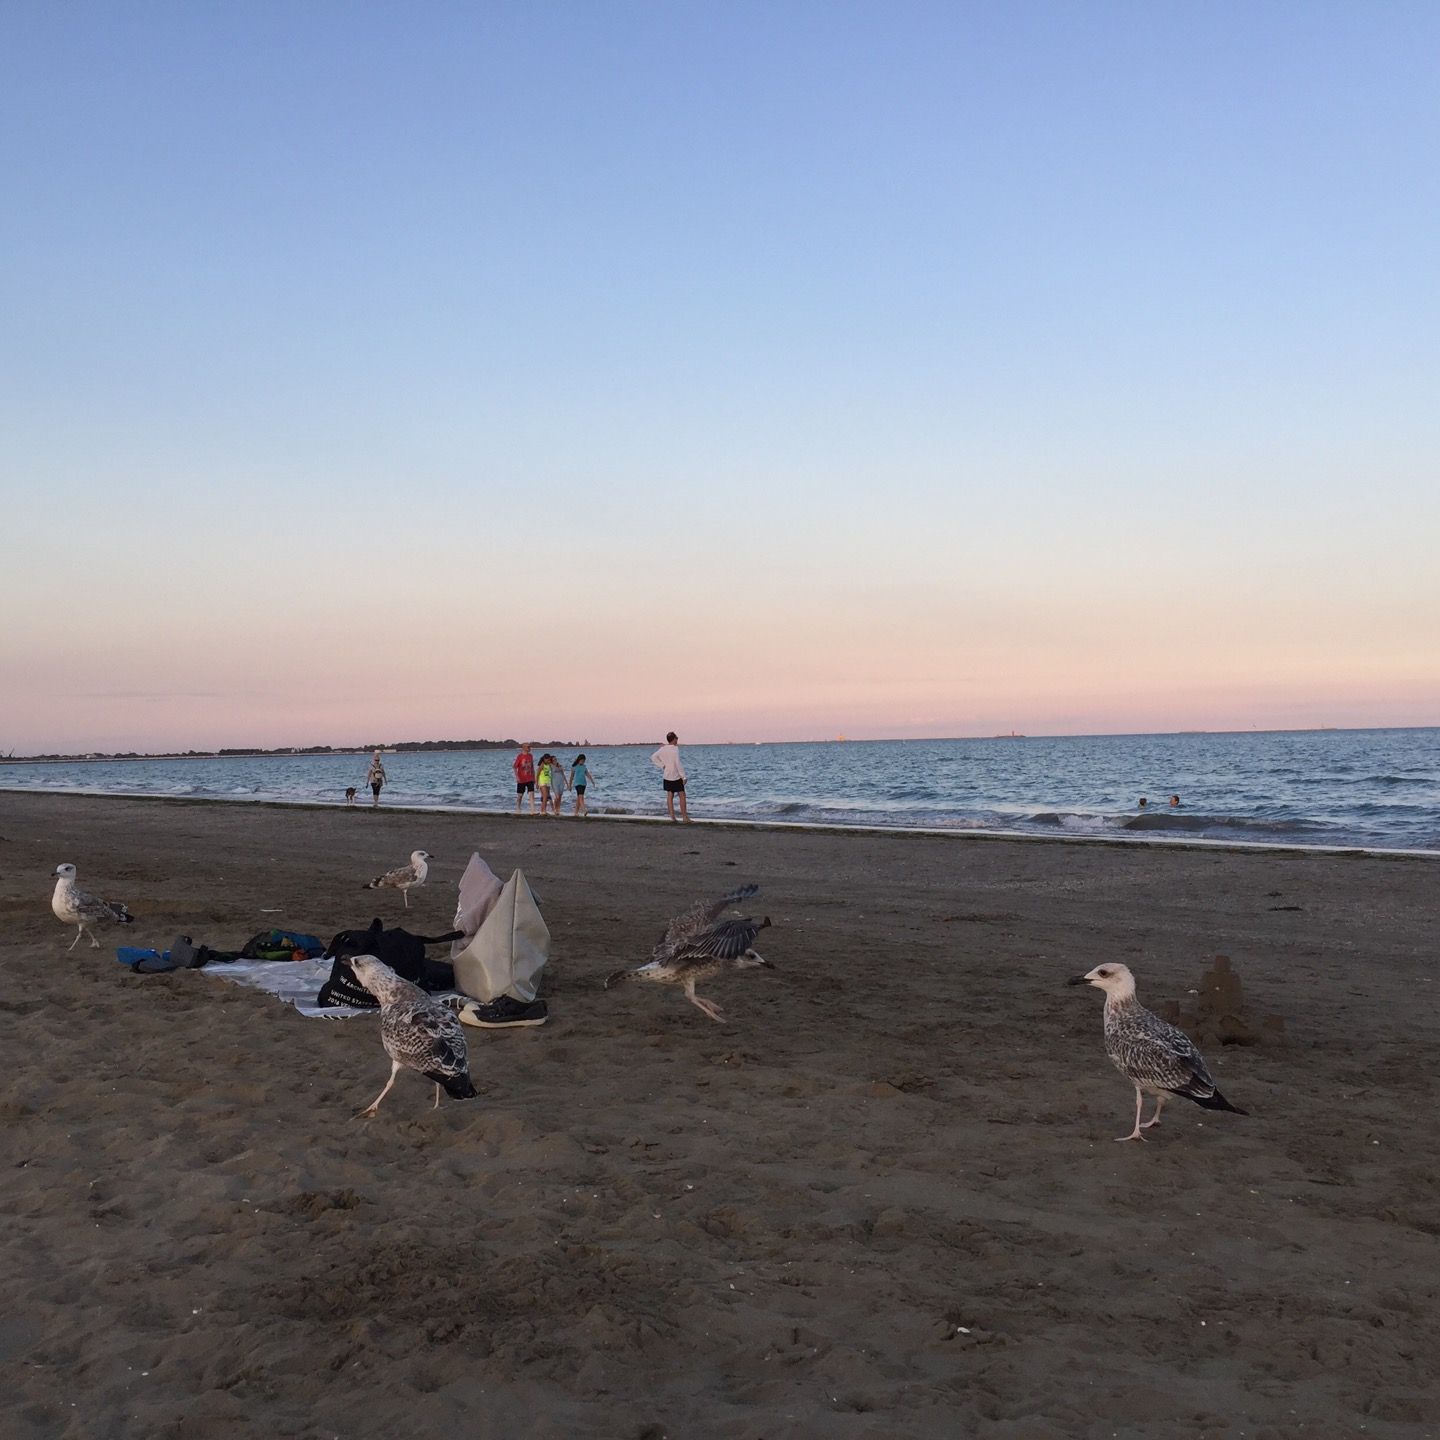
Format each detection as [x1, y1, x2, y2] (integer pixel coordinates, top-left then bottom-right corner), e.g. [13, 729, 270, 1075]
[362, 849, 431, 909]
[605, 882, 773, 1023]
[348, 954, 477, 1116]
[1068, 962, 1247, 1142]
[51, 863, 136, 950]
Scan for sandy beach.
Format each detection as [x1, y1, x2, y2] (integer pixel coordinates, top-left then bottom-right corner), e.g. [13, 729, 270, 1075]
[1, 790, 1436, 1439]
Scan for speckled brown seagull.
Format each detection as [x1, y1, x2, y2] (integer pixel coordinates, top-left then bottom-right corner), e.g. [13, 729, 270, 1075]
[348, 955, 476, 1116]
[605, 883, 773, 1023]
[1068, 962, 1247, 1142]
[51, 863, 135, 950]
[362, 849, 431, 909]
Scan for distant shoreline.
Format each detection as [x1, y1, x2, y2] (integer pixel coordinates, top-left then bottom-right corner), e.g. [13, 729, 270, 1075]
[2, 723, 1433, 765]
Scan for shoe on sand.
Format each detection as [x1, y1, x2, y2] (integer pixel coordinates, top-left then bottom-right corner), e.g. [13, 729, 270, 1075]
[458, 996, 548, 1028]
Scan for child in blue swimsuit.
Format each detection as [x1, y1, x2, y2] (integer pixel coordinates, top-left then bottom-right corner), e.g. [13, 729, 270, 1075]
[570, 754, 592, 817]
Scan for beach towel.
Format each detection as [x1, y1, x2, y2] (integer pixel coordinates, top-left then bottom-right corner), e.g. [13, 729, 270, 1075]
[451, 869, 549, 1004]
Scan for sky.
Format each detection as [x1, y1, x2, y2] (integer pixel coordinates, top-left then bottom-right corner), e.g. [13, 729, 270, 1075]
[2, 1, 1438, 752]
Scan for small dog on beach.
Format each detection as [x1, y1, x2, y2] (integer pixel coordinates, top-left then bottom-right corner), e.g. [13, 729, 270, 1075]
[344, 787, 357, 806]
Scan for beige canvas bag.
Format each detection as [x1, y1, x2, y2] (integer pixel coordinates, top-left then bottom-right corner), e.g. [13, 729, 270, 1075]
[451, 868, 550, 1003]
[451, 852, 503, 956]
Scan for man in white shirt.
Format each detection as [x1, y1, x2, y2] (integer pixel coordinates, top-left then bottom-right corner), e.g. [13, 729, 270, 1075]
[650, 731, 690, 822]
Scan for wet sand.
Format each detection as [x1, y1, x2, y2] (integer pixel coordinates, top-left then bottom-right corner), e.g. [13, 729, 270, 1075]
[1, 790, 1437, 1439]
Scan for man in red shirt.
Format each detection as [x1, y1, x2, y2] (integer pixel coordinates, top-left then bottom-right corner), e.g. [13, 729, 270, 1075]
[513, 743, 537, 815]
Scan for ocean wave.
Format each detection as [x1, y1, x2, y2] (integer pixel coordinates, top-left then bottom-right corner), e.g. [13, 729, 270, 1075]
[1022, 809, 1329, 837]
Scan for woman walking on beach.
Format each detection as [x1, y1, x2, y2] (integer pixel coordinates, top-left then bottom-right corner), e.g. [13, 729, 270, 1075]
[366, 751, 387, 807]
[570, 754, 593, 817]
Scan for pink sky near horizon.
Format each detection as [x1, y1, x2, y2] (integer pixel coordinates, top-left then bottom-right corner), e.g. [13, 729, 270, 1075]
[7, 567, 1437, 753]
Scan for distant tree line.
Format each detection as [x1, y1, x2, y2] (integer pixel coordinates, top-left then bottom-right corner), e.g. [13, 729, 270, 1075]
[2, 738, 594, 763]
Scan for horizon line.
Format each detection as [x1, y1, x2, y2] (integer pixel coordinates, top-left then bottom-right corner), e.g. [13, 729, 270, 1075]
[4, 721, 1436, 763]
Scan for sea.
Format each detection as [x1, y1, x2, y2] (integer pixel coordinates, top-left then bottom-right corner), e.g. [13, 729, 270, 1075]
[3, 728, 1437, 854]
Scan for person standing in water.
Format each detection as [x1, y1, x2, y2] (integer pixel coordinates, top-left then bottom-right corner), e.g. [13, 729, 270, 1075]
[570, 753, 593, 817]
[651, 731, 689, 822]
[513, 743, 536, 815]
[367, 751, 387, 807]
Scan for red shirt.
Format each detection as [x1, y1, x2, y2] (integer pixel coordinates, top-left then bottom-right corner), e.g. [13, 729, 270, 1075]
[513, 751, 535, 783]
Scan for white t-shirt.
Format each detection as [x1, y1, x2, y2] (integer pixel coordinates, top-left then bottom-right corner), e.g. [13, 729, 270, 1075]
[650, 744, 686, 781]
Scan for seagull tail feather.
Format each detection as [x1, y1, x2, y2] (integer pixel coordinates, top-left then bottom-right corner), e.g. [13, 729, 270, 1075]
[1190, 1088, 1248, 1116]
[427, 1070, 477, 1101]
[722, 882, 760, 906]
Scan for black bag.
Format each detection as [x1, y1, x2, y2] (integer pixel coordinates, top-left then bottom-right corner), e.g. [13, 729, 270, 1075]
[317, 957, 380, 1009]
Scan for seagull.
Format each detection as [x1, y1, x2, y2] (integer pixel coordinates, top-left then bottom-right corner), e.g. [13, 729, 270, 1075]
[348, 955, 477, 1116]
[362, 850, 431, 909]
[51, 863, 136, 951]
[1068, 962, 1248, 1142]
[605, 882, 773, 1023]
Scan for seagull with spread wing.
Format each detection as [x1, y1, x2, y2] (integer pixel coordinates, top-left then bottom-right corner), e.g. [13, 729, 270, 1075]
[605, 882, 773, 1023]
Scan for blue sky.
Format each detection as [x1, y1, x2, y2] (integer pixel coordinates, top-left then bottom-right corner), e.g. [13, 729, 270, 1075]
[3, 2, 1437, 750]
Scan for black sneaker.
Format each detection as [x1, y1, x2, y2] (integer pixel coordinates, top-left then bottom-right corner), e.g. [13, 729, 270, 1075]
[459, 995, 549, 1028]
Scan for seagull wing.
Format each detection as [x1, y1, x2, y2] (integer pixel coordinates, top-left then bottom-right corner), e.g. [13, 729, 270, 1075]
[673, 916, 768, 962]
[373, 862, 416, 888]
[1113, 1011, 1219, 1100]
[383, 998, 470, 1079]
[71, 885, 131, 923]
[654, 884, 761, 957]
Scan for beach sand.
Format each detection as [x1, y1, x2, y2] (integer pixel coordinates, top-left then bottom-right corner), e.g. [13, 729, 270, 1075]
[1, 791, 1436, 1439]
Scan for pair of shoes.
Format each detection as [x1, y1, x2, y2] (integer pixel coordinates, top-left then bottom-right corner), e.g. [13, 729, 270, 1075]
[458, 995, 549, 1028]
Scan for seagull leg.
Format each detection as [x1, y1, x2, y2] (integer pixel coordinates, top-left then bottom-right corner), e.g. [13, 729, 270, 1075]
[684, 980, 726, 1023]
[67, 927, 83, 952]
[1140, 1094, 1166, 1130]
[434, 1082, 442, 1109]
[89, 927, 100, 949]
[356, 1061, 401, 1118]
[403, 889, 410, 910]
[1115, 1086, 1146, 1142]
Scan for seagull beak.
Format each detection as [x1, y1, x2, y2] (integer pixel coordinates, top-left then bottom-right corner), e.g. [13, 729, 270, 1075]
[1066, 974, 1090, 986]
[758, 958, 775, 968]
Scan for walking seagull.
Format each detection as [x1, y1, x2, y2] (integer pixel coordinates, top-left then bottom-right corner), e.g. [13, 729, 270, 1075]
[605, 882, 773, 1023]
[1068, 963, 1247, 1142]
[51, 863, 135, 950]
[362, 850, 431, 909]
[348, 955, 477, 1116]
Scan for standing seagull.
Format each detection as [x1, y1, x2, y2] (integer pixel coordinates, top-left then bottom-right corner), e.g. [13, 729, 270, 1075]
[362, 850, 431, 909]
[51, 863, 135, 951]
[605, 882, 773, 1023]
[1068, 963, 1247, 1142]
[348, 955, 476, 1116]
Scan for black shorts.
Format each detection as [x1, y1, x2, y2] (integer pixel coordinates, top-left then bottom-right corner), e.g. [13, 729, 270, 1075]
[663, 778, 686, 794]
[574, 785, 586, 795]
[370, 783, 382, 797]
[516, 780, 535, 793]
